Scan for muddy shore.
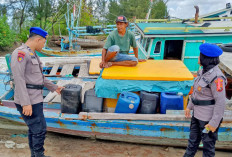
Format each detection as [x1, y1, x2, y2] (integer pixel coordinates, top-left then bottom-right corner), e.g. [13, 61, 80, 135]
[0, 119, 231, 157]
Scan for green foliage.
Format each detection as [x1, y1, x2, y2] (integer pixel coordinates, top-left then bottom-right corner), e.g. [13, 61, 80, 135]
[0, 0, 168, 50]
[107, 0, 168, 24]
[151, 0, 168, 19]
[0, 16, 16, 50]
[79, 1, 97, 26]
[0, 4, 7, 16]
[106, 0, 121, 23]
[51, 21, 69, 36]
[17, 27, 30, 42]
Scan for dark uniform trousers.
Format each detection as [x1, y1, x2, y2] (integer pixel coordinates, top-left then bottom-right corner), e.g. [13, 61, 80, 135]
[15, 102, 46, 157]
[184, 116, 222, 157]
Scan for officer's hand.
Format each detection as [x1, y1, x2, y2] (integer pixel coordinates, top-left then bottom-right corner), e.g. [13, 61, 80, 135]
[138, 59, 146, 62]
[56, 86, 64, 95]
[205, 124, 217, 133]
[185, 108, 191, 118]
[23, 105, 32, 116]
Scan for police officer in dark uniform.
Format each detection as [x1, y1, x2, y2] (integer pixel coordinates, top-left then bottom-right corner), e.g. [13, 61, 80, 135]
[184, 43, 227, 157]
[11, 27, 64, 157]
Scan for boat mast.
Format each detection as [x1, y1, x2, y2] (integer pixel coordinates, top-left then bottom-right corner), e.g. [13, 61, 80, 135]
[66, 0, 73, 50]
[66, 0, 83, 51]
[146, 0, 154, 23]
[76, 0, 82, 28]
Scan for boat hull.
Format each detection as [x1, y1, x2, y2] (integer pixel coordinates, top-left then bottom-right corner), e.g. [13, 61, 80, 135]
[0, 102, 231, 150]
[37, 48, 135, 57]
[37, 48, 103, 57]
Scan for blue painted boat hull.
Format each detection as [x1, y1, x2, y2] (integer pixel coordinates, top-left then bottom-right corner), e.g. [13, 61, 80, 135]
[0, 70, 231, 149]
[0, 101, 231, 150]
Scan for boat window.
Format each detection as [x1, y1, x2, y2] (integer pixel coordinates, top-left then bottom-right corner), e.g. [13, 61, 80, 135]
[154, 41, 161, 54]
[164, 40, 183, 60]
[230, 11, 232, 15]
[145, 38, 151, 52]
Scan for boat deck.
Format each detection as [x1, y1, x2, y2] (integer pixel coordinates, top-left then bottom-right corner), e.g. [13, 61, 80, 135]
[219, 52, 232, 76]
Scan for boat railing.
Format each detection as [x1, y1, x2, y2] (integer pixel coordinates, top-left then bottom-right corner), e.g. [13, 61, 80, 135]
[72, 24, 136, 36]
[144, 26, 232, 33]
[136, 17, 232, 23]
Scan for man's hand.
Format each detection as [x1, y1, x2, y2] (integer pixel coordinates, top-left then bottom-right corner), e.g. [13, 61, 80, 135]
[138, 59, 146, 62]
[205, 124, 217, 133]
[23, 105, 32, 116]
[56, 86, 64, 95]
[99, 61, 107, 68]
[185, 108, 191, 118]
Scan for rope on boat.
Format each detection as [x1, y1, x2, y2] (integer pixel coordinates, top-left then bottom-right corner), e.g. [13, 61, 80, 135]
[45, 1, 75, 32]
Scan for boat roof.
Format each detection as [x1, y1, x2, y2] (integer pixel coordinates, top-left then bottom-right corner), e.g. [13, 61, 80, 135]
[135, 21, 232, 37]
[136, 23, 202, 35]
[199, 7, 232, 18]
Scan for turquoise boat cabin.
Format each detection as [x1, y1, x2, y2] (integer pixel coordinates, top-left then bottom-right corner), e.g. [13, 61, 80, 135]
[135, 22, 232, 72]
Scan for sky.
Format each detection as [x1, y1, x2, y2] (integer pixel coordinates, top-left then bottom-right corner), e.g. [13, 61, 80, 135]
[0, 0, 5, 4]
[167, 0, 232, 19]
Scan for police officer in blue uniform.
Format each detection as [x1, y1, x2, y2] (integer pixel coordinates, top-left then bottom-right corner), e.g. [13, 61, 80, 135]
[184, 43, 227, 157]
[11, 27, 64, 157]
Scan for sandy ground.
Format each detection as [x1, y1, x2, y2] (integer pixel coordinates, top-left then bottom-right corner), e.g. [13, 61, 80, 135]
[0, 119, 231, 157]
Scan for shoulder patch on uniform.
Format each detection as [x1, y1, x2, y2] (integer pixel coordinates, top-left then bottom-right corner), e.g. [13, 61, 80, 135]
[17, 50, 26, 62]
[215, 78, 223, 92]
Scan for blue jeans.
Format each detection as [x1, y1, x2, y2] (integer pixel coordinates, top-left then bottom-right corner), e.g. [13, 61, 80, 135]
[15, 102, 47, 157]
[107, 45, 138, 62]
[110, 53, 138, 62]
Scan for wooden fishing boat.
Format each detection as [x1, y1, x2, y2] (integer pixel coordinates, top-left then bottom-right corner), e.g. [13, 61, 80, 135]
[1, 4, 232, 150]
[135, 20, 232, 72]
[37, 47, 135, 57]
[0, 57, 231, 150]
[37, 47, 103, 57]
[54, 38, 105, 49]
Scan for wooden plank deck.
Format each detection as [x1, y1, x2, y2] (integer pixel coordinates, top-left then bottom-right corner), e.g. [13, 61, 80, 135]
[49, 64, 59, 75]
[44, 80, 70, 103]
[44, 78, 95, 103]
[78, 63, 98, 79]
[78, 64, 88, 77]
[51, 78, 85, 103]
[219, 52, 232, 76]
[60, 64, 70, 76]
[78, 110, 232, 121]
[44, 61, 99, 103]
[66, 64, 75, 75]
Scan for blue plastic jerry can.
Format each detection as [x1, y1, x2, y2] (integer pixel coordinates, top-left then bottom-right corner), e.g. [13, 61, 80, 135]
[115, 92, 140, 113]
[160, 92, 183, 114]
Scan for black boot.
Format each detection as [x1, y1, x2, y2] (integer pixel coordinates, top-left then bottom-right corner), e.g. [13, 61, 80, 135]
[34, 152, 51, 157]
[30, 149, 35, 157]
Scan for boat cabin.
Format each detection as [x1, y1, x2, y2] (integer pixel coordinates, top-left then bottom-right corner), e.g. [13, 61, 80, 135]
[135, 21, 232, 72]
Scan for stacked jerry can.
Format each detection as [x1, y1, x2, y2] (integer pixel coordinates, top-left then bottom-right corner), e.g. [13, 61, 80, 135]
[160, 93, 183, 114]
[61, 84, 82, 114]
[61, 85, 186, 114]
[114, 91, 184, 114]
[61, 85, 103, 114]
[138, 91, 159, 114]
[115, 92, 140, 113]
[83, 89, 103, 112]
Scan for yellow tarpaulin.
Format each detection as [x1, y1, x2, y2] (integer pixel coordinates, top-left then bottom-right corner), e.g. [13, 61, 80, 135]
[102, 60, 194, 81]
[89, 58, 102, 75]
